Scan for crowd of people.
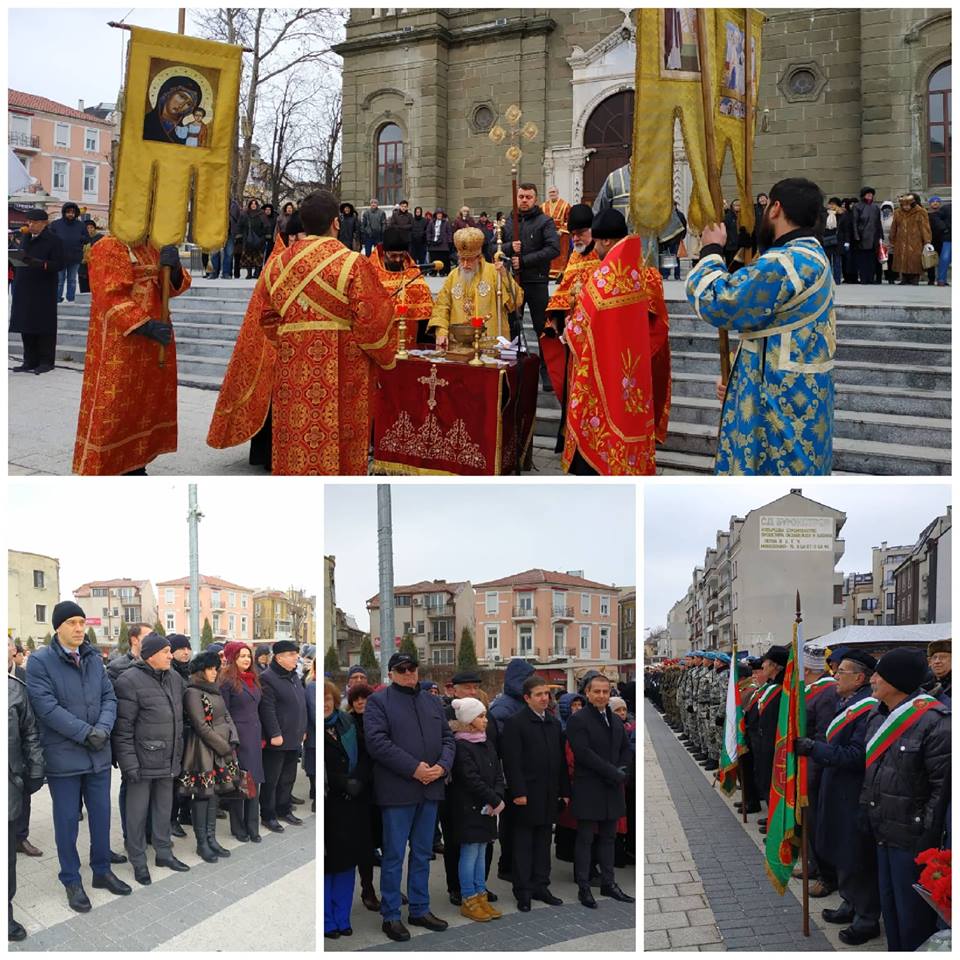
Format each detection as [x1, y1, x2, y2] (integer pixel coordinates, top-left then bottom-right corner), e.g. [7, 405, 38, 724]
[324, 655, 637, 943]
[645, 639, 951, 951]
[8, 605, 315, 943]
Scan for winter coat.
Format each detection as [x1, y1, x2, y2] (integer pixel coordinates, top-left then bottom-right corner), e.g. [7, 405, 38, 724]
[181, 679, 239, 797]
[361, 207, 387, 244]
[852, 199, 883, 250]
[488, 658, 536, 736]
[836, 210, 854, 247]
[325, 709, 374, 872]
[426, 217, 454, 253]
[363, 682, 456, 806]
[889, 203, 932, 276]
[805, 678, 839, 792]
[26, 638, 117, 777]
[809, 685, 877, 865]
[9, 674, 44, 821]
[860, 692, 951, 853]
[564, 703, 632, 821]
[47, 204, 87, 265]
[755, 672, 785, 799]
[500, 205, 561, 284]
[411, 215, 428, 245]
[220, 676, 264, 783]
[445, 727, 504, 844]
[112, 662, 186, 780]
[930, 204, 951, 248]
[500, 706, 570, 826]
[9, 228, 64, 336]
[304, 680, 316, 778]
[338, 212, 360, 250]
[389, 208, 414, 245]
[238, 209, 267, 252]
[444, 700, 500, 756]
[259, 659, 308, 751]
[106, 651, 137, 683]
[557, 693, 585, 731]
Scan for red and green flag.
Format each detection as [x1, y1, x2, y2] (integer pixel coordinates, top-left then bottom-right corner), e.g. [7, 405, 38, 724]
[718, 643, 743, 794]
[764, 616, 809, 894]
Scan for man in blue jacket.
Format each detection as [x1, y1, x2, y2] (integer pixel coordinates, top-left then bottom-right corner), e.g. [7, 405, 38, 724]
[26, 601, 131, 913]
[47, 202, 87, 303]
[364, 652, 455, 942]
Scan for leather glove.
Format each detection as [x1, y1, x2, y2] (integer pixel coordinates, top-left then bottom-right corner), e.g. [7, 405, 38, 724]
[135, 319, 172, 345]
[125, 770, 141, 783]
[159, 245, 182, 269]
[794, 737, 815, 757]
[26, 776, 45, 795]
[343, 778, 363, 799]
[85, 728, 108, 751]
[715, 716, 725, 726]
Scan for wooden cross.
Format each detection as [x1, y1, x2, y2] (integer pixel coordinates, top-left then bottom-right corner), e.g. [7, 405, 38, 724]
[417, 364, 448, 411]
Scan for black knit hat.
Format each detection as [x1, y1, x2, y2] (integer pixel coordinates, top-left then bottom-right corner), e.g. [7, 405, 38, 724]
[876, 647, 928, 694]
[762, 645, 790, 668]
[382, 226, 407, 251]
[272, 639, 299, 655]
[188, 650, 222, 675]
[25, 208, 49, 222]
[591, 208, 628, 239]
[140, 632, 170, 661]
[860, 186, 877, 199]
[52, 601, 86, 630]
[167, 634, 192, 653]
[567, 203, 593, 231]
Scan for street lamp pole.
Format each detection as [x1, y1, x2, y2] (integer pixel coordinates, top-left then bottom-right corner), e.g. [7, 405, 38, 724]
[188, 484, 203, 652]
[377, 485, 396, 680]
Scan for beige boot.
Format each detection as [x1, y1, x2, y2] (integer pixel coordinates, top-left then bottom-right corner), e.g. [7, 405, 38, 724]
[460, 893, 491, 922]
[478, 891, 502, 919]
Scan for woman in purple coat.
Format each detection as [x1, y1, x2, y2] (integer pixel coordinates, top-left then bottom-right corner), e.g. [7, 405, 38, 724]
[220, 642, 264, 842]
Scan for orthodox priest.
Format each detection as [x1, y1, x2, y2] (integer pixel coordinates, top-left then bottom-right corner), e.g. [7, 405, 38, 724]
[259, 189, 397, 475]
[429, 227, 522, 347]
[73, 240, 190, 475]
[686, 177, 834, 475]
[561, 209, 671, 475]
[369, 226, 435, 343]
[543, 186, 572, 280]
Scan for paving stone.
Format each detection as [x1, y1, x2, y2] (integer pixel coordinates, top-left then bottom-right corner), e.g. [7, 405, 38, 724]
[645, 930, 670, 950]
[646, 911, 692, 932]
[667, 924, 723, 948]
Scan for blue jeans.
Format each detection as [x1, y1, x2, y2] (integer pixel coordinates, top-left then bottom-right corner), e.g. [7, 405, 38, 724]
[827, 245, 842, 283]
[458, 842, 487, 898]
[211, 238, 234, 279]
[877, 844, 938, 951]
[937, 241, 951, 284]
[380, 800, 438, 921]
[324, 868, 356, 932]
[47, 768, 112, 886]
[57, 263, 79, 301]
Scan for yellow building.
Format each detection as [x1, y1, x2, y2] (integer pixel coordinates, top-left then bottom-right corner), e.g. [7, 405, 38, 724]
[8, 549, 60, 645]
[254, 589, 316, 646]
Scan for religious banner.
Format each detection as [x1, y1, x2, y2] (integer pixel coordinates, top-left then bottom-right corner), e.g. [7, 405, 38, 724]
[631, 8, 763, 235]
[111, 27, 243, 250]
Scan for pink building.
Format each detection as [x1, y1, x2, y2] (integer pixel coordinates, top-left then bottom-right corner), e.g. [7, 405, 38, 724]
[472, 568, 619, 666]
[9, 89, 115, 222]
[155, 575, 254, 643]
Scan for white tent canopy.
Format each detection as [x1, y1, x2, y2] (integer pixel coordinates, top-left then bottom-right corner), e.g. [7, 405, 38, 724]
[8, 149, 32, 196]
[805, 622, 952, 653]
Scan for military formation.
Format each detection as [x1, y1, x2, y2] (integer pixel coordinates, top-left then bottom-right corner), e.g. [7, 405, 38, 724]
[645, 639, 952, 951]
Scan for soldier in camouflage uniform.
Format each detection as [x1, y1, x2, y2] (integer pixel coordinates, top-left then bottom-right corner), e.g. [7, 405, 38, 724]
[663, 661, 681, 728]
[679, 652, 701, 748]
[696, 652, 717, 764]
[704, 653, 731, 771]
[689, 652, 710, 759]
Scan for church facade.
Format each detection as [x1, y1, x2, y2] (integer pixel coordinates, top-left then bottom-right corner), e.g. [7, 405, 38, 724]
[335, 8, 951, 215]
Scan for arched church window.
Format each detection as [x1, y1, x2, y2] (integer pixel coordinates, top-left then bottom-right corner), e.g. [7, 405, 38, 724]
[928, 62, 951, 186]
[376, 123, 403, 205]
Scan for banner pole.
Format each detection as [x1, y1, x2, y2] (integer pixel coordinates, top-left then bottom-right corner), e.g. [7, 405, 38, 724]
[796, 590, 810, 937]
[743, 9, 755, 265]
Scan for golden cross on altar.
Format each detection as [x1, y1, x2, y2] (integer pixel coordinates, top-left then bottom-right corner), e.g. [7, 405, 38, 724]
[417, 364, 448, 411]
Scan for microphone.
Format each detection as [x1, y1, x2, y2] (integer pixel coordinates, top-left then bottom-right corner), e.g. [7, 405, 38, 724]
[419, 260, 444, 272]
[390, 266, 441, 298]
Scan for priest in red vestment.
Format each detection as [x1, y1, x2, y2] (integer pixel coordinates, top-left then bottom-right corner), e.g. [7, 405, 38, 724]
[543, 186, 572, 280]
[561, 209, 671, 475]
[369, 226, 435, 344]
[259, 190, 397, 475]
[73, 241, 191, 475]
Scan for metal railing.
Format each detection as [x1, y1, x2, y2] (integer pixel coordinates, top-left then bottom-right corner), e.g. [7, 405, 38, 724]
[512, 605, 538, 619]
[550, 606, 575, 619]
[9, 132, 40, 149]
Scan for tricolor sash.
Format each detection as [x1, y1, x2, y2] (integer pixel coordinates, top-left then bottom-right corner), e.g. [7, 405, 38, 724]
[865, 695, 939, 767]
[757, 682, 779, 715]
[805, 675, 838, 702]
[825, 696, 878, 742]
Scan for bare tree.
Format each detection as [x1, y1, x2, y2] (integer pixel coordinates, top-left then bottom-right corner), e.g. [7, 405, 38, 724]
[314, 89, 342, 195]
[263, 74, 322, 207]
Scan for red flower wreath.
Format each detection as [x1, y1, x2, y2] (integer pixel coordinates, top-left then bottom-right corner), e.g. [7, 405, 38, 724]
[915, 848, 951, 920]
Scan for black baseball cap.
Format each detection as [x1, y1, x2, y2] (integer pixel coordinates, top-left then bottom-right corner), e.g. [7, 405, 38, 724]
[388, 652, 418, 670]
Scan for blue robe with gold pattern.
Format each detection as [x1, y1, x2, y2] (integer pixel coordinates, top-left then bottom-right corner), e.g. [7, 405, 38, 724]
[686, 237, 834, 475]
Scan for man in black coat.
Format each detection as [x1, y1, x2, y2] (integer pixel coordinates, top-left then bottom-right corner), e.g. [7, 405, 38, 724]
[754, 645, 788, 834]
[10, 209, 64, 374]
[111, 633, 189, 884]
[389, 200, 414, 251]
[47, 201, 86, 303]
[852, 186, 883, 284]
[259, 640, 308, 831]
[860, 647, 951, 952]
[565, 673, 634, 908]
[501, 183, 561, 388]
[500, 674, 570, 911]
[795, 649, 881, 945]
[927, 639, 951, 701]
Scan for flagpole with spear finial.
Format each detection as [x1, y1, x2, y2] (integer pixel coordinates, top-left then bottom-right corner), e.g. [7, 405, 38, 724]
[797, 589, 810, 937]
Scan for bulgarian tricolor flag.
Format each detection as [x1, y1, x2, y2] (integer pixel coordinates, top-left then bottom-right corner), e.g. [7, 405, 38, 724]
[718, 646, 743, 794]
[764, 609, 809, 895]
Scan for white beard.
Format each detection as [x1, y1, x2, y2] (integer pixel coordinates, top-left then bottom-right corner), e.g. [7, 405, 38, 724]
[573, 242, 587, 254]
[459, 264, 477, 284]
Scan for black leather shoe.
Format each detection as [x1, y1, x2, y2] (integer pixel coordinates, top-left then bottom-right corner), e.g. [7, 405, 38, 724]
[110, 850, 128, 864]
[600, 883, 635, 903]
[66, 883, 92, 912]
[92, 871, 132, 895]
[249, 833, 262, 843]
[170, 822, 187, 838]
[16, 839, 42, 857]
[11, 365, 35, 373]
[517, 898, 531, 912]
[578, 886, 597, 909]
[156, 856, 190, 872]
[838, 924, 881, 946]
[32, 365, 55, 374]
[8, 918, 27, 941]
[382, 920, 411, 942]
[484, 890, 498, 903]
[703, 760, 719, 771]
[339, 928, 353, 936]
[262, 818, 285, 833]
[532, 890, 563, 906]
[133, 866, 152, 886]
[758, 824, 767, 835]
[290, 794, 305, 805]
[743, 803, 761, 814]
[282, 812, 303, 826]
[758, 818, 768, 827]
[325, 930, 341, 939]
[449, 892, 462, 905]
[822, 906, 855, 925]
[408, 912, 448, 932]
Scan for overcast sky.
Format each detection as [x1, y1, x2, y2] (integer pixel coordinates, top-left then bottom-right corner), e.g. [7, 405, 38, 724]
[325, 483, 637, 633]
[8, 479, 318, 606]
[644, 481, 952, 630]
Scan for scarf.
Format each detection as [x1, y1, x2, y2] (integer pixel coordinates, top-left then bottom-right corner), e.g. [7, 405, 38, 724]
[326, 710, 358, 774]
[454, 730, 486, 743]
[239, 669, 257, 690]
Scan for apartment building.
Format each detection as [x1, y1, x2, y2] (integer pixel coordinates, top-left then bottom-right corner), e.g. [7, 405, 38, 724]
[367, 579, 476, 667]
[618, 588, 636, 664]
[155, 575, 254, 642]
[896, 507, 952, 625]
[473, 569, 619, 665]
[8, 550, 60, 644]
[253, 589, 316, 646]
[73, 578, 158, 647]
[335, 609, 370, 667]
[324, 555, 337, 652]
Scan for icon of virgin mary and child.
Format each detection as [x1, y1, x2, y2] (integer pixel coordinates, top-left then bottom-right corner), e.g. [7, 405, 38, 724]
[143, 74, 210, 147]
